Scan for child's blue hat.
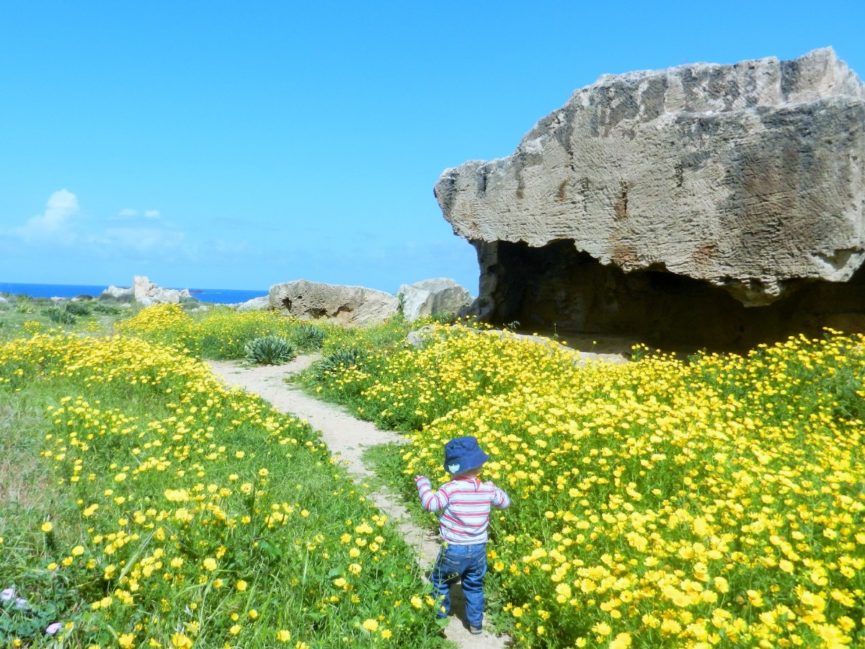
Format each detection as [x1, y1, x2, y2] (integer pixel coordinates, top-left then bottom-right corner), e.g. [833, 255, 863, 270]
[444, 436, 489, 475]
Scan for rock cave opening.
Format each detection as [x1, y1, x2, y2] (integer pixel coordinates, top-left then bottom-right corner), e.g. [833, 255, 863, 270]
[472, 239, 865, 352]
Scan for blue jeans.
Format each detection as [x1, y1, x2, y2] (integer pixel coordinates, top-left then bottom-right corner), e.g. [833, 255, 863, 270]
[430, 542, 487, 628]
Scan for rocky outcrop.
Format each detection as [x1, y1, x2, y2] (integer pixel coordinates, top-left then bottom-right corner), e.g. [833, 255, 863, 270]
[132, 276, 191, 306]
[435, 48, 865, 347]
[397, 278, 473, 322]
[269, 280, 398, 325]
[101, 285, 134, 301]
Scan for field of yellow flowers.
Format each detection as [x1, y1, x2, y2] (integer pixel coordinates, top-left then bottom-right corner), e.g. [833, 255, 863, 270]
[0, 332, 443, 648]
[114, 303, 337, 359]
[309, 325, 865, 648]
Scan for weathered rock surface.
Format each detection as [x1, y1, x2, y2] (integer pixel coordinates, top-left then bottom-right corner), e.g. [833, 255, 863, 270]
[269, 280, 398, 325]
[132, 276, 191, 306]
[436, 48, 865, 310]
[406, 324, 438, 348]
[101, 285, 134, 301]
[397, 278, 473, 322]
[236, 296, 271, 312]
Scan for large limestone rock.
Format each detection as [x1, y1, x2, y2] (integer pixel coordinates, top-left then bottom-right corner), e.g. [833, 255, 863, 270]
[397, 278, 473, 322]
[132, 276, 191, 306]
[269, 280, 398, 325]
[435, 48, 865, 310]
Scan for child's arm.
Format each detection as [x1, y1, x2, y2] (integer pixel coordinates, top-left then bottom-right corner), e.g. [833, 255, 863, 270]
[491, 484, 511, 510]
[415, 476, 449, 512]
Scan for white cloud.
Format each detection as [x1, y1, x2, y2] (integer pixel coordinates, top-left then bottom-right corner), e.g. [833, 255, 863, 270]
[8, 191, 254, 270]
[16, 189, 79, 240]
[116, 208, 161, 220]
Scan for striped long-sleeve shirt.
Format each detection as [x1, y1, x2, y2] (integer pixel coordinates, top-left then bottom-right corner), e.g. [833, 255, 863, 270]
[415, 475, 510, 545]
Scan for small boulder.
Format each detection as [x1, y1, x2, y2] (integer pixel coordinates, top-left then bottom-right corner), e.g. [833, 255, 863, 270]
[269, 279, 398, 325]
[406, 324, 439, 349]
[397, 278, 473, 322]
[236, 296, 271, 312]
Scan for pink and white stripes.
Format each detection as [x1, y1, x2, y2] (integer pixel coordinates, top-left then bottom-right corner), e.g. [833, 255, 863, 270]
[415, 475, 510, 545]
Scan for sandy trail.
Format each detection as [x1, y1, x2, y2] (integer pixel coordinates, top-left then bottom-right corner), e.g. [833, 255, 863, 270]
[208, 355, 511, 648]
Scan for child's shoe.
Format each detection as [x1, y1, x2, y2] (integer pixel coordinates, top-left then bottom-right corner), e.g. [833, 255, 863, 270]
[469, 626, 483, 635]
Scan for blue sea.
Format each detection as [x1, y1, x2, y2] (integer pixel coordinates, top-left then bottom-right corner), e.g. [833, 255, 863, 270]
[0, 282, 267, 305]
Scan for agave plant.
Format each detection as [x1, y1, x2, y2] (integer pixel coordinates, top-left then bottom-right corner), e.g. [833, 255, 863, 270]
[244, 335, 297, 365]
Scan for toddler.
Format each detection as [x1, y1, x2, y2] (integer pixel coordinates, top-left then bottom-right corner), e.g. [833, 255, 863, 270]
[415, 436, 510, 634]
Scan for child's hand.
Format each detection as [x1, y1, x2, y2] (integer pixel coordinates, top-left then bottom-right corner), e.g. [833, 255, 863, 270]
[414, 475, 427, 483]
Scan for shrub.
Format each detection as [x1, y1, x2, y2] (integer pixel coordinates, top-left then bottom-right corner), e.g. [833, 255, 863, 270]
[313, 347, 365, 377]
[45, 306, 76, 325]
[91, 302, 123, 315]
[64, 301, 93, 316]
[14, 298, 34, 314]
[244, 335, 296, 365]
[292, 323, 327, 351]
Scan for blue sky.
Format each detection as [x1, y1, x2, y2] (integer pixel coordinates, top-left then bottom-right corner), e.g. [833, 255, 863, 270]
[1, 1, 863, 294]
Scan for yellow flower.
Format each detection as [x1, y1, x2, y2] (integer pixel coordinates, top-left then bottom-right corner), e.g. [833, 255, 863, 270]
[610, 633, 632, 649]
[229, 625, 241, 636]
[276, 629, 292, 642]
[171, 633, 193, 649]
[361, 619, 379, 632]
[592, 622, 612, 636]
[202, 557, 217, 571]
[41, 521, 54, 533]
[235, 579, 248, 592]
[118, 633, 135, 648]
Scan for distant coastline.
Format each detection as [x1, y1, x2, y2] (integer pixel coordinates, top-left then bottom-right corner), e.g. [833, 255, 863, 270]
[0, 282, 267, 305]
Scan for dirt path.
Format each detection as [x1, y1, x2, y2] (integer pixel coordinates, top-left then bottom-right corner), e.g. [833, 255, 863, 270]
[208, 356, 511, 648]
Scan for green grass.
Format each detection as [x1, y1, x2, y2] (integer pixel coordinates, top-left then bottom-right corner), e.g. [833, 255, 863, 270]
[0, 334, 448, 648]
[0, 296, 128, 343]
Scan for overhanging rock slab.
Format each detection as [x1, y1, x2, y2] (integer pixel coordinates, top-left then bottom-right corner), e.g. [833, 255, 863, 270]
[436, 48, 865, 312]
